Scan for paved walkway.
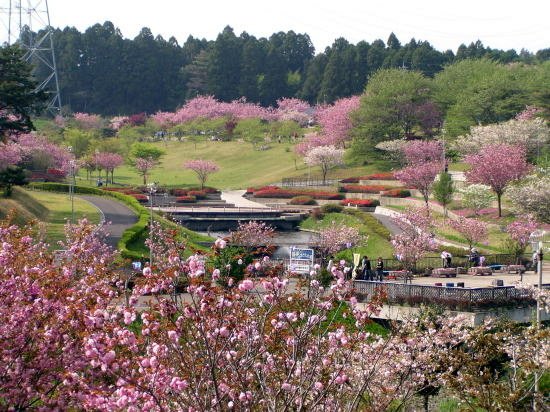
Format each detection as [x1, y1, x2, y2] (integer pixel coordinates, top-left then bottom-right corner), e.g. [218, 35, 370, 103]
[221, 190, 269, 208]
[79, 196, 138, 247]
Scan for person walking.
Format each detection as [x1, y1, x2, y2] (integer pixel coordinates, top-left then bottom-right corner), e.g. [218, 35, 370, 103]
[376, 257, 384, 281]
[446, 251, 452, 268]
[441, 251, 448, 268]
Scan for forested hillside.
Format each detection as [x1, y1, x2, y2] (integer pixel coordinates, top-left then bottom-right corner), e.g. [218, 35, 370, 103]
[27, 22, 550, 115]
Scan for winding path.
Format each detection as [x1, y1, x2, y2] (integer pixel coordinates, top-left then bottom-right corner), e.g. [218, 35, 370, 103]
[79, 196, 138, 247]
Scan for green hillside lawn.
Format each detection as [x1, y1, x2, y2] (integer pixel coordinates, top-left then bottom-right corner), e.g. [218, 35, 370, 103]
[300, 212, 394, 259]
[82, 140, 391, 189]
[21, 190, 101, 247]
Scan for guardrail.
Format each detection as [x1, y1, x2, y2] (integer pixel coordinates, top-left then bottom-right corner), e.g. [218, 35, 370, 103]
[353, 280, 537, 310]
[281, 177, 338, 187]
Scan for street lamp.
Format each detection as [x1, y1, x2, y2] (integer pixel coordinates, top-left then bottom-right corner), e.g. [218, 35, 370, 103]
[147, 182, 157, 265]
[67, 146, 76, 224]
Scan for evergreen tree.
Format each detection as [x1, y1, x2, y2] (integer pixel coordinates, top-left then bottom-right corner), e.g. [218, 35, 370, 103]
[432, 171, 454, 217]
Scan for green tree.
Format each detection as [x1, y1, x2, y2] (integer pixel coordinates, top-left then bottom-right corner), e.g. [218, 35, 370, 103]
[207, 26, 242, 101]
[350, 68, 440, 158]
[131, 143, 165, 162]
[0, 166, 28, 197]
[432, 171, 454, 217]
[0, 44, 46, 137]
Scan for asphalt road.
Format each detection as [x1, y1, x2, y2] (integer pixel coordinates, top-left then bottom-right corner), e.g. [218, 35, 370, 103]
[79, 195, 138, 247]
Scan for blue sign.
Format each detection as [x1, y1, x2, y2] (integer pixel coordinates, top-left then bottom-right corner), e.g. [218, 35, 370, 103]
[132, 261, 142, 270]
[290, 247, 314, 261]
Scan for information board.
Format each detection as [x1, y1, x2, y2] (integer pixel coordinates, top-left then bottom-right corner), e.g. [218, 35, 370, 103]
[289, 247, 314, 274]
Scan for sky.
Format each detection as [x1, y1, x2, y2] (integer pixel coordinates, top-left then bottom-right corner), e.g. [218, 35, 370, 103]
[1, 0, 549, 53]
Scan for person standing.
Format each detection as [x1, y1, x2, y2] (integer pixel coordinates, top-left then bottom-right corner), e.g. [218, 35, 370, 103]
[361, 256, 372, 280]
[446, 252, 452, 268]
[376, 257, 384, 281]
[441, 251, 448, 268]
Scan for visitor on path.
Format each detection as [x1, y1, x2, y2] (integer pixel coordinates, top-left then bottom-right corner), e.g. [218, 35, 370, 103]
[361, 256, 372, 280]
[532, 250, 539, 270]
[441, 251, 449, 268]
[479, 255, 486, 267]
[470, 248, 480, 266]
[376, 257, 384, 281]
[327, 257, 334, 272]
[446, 252, 452, 268]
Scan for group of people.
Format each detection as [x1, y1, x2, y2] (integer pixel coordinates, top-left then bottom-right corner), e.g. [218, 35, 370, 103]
[356, 256, 385, 281]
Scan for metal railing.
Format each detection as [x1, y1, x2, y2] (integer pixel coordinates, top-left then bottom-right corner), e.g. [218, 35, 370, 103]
[281, 176, 338, 187]
[353, 280, 536, 310]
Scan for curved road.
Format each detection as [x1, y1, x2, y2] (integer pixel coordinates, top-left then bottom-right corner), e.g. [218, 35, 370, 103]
[79, 196, 138, 247]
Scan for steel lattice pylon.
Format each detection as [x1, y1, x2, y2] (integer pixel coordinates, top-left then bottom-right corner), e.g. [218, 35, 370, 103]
[0, 0, 61, 114]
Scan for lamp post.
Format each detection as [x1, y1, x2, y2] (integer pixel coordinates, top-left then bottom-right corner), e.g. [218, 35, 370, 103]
[147, 182, 157, 266]
[67, 146, 76, 224]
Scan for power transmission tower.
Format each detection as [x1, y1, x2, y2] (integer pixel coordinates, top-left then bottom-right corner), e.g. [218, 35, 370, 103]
[1, 0, 61, 114]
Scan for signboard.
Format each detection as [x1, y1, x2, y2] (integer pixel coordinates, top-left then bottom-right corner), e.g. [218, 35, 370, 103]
[289, 247, 314, 274]
[132, 261, 142, 271]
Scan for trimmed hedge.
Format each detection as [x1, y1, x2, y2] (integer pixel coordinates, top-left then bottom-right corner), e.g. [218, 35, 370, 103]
[362, 172, 396, 180]
[339, 184, 390, 194]
[28, 182, 211, 259]
[344, 208, 391, 240]
[381, 189, 411, 198]
[288, 196, 317, 205]
[176, 195, 197, 203]
[253, 187, 344, 200]
[340, 199, 380, 207]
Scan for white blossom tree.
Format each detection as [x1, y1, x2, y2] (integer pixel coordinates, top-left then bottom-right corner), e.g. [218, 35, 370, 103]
[304, 145, 345, 185]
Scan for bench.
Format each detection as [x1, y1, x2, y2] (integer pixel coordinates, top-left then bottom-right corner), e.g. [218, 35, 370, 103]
[431, 268, 458, 278]
[386, 270, 414, 283]
[468, 266, 493, 276]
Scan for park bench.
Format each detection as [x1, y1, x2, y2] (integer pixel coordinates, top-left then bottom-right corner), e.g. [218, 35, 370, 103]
[386, 270, 414, 283]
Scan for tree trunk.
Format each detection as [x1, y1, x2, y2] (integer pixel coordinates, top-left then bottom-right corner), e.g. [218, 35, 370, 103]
[497, 192, 502, 217]
[143, 173, 147, 185]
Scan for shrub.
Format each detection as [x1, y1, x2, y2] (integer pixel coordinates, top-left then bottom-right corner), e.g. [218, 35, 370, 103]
[253, 187, 344, 200]
[340, 199, 380, 207]
[176, 195, 197, 203]
[131, 194, 149, 203]
[187, 190, 207, 200]
[340, 185, 390, 193]
[381, 189, 411, 198]
[339, 177, 360, 184]
[170, 188, 188, 196]
[362, 172, 397, 180]
[289, 196, 317, 205]
[310, 207, 324, 220]
[320, 204, 343, 213]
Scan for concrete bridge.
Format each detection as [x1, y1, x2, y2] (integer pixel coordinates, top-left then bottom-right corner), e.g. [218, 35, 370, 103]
[156, 206, 308, 231]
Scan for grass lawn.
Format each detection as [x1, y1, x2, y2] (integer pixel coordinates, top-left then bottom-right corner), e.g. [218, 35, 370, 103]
[25, 190, 101, 247]
[78, 140, 393, 190]
[300, 212, 394, 259]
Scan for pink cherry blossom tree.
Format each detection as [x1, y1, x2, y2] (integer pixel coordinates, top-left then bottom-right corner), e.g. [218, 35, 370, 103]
[391, 207, 437, 271]
[304, 145, 345, 185]
[183, 159, 220, 189]
[315, 96, 361, 147]
[465, 144, 532, 217]
[73, 112, 104, 130]
[134, 157, 157, 185]
[0, 141, 21, 170]
[313, 221, 362, 260]
[394, 161, 442, 206]
[506, 215, 538, 262]
[402, 140, 444, 165]
[448, 216, 488, 252]
[228, 221, 275, 250]
[93, 152, 124, 185]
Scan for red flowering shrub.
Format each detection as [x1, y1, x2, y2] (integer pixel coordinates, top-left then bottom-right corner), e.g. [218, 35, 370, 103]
[339, 177, 361, 184]
[170, 188, 188, 196]
[131, 193, 149, 203]
[253, 187, 344, 200]
[363, 172, 397, 180]
[289, 196, 317, 205]
[246, 185, 279, 195]
[340, 185, 390, 193]
[176, 195, 197, 203]
[381, 189, 411, 198]
[340, 199, 380, 207]
[46, 168, 66, 176]
[187, 190, 207, 200]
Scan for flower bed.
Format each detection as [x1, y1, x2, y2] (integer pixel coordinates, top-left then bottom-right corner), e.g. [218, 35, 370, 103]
[339, 185, 391, 194]
[252, 187, 344, 200]
[340, 199, 380, 207]
[175, 195, 197, 203]
[131, 193, 149, 203]
[340, 173, 397, 184]
[363, 172, 397, 180]
[187, 190, 207, 200]
[380, 189, 411, 198]
[289, 196, 317, 205]
[170, 188, 188, 196]
[246, 186, 279, 195]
